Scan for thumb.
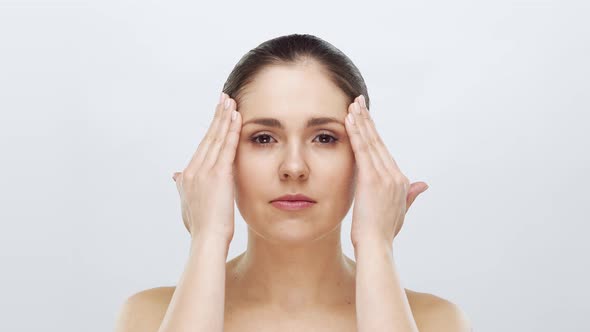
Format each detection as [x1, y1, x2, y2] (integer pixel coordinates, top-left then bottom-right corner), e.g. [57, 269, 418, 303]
[172, 171, 182, 183]
[406, 182, 429, 212]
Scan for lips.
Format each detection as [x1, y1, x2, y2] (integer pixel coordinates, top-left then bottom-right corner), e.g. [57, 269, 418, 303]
[271, 193, 316, 203]
[271, 200, 315, 211]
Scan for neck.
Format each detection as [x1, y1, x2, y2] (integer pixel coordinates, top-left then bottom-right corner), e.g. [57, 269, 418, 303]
[228, 223, 356, 312]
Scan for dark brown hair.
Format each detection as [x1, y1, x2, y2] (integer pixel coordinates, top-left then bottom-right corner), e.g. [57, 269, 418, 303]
[221, 33, 370, 110]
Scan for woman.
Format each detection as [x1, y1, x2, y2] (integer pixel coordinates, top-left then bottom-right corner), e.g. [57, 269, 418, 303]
[115, 34, 472, 332]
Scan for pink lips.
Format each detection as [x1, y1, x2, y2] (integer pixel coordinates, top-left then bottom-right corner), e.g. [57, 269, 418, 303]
[271, 200, 316, 211]
[270, 193, 316, 211]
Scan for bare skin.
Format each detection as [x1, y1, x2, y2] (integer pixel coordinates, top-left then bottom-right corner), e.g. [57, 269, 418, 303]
[117, 257, 445, 332]
[114, 60, 471, 332]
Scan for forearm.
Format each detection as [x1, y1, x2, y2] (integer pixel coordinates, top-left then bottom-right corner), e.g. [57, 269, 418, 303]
[354, 240, 419, 332]
[158, 236, 229, 332]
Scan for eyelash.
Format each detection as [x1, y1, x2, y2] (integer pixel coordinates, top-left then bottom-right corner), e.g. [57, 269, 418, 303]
[250, 132, 339, 147]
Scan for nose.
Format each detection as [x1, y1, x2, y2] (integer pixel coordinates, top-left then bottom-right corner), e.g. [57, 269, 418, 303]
[278, 147, 309, 181]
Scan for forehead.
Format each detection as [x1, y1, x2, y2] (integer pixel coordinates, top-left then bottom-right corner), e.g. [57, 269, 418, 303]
[238, 63, 350, 119]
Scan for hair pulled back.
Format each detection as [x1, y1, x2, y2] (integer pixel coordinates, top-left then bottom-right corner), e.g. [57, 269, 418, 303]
[222, 33, 370, 110]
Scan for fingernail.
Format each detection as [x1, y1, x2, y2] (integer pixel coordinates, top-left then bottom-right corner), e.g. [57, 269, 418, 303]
[359, 95, 366, 108]
[225, 98, 231, 109]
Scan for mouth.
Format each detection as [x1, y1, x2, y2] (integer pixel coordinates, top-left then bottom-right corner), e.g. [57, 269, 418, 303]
[270, 200, 316, 211]
[270, 193, 316, 203]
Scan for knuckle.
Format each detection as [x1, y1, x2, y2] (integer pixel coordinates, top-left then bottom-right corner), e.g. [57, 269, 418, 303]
[182, 169, 193, 179]
[368, 136, 379, 147]
[395, 176, 410, 191]
[212, 135, 223, 145]
[375, 135, 385, 146]
[400, 175, 410, 186]
[202, 135, 213, 146]
[393, 174, 405, 186]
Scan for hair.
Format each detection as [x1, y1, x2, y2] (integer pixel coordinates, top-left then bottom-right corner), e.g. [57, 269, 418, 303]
[221, 33, 370, 110]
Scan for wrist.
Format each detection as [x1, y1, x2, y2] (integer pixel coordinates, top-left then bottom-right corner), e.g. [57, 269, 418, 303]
[353, 236, 393, 257]
[191, 234, 231, 255]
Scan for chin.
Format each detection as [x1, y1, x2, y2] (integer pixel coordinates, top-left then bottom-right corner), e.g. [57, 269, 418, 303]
[247, 217, 340, 246]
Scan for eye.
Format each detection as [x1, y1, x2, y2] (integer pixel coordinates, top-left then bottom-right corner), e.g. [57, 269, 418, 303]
[314, 133, 339, 144]
[250, 133, 276, 146]
[250, 132, 339, 147]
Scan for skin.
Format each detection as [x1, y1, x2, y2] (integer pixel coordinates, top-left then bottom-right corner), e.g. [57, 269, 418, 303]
[228, 61, 359, 313]
[115, 59, 473, 332]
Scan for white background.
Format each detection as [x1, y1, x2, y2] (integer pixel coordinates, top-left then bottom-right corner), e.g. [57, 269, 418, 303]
[1, 0, 588, 331]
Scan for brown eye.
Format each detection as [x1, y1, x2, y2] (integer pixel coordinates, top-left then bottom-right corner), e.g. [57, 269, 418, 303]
[314, 134, 338, 144]
[250, 134, 275, 146]
[250, 132, 339, 147]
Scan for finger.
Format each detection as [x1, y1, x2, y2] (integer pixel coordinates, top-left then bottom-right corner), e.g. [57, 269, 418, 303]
[356, 95, 402, 174]
[394, 221, 404, 237]
[345, 102, 378, 176]
[203, 96, 236, 170]
[173, 171, 183, 197]
[214, 108, 242, 172]
[406, 182, 429, 212]
[349, 98, 388, 177]
[172, 171, 181, 182]
[186, 92, 228, 174]
[171, 172, 191, 233]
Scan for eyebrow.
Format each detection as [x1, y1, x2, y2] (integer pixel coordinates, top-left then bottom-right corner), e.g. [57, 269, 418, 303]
[242, 117, 343, 129]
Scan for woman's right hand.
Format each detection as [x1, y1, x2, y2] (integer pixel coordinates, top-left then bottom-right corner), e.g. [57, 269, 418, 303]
[172, 93, 241, 246]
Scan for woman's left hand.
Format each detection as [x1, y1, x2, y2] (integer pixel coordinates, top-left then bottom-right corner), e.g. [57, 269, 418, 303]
[345, 95, 429, 249]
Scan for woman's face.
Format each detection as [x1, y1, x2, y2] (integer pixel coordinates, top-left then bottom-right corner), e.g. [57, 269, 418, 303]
[233, 62, 357, 244]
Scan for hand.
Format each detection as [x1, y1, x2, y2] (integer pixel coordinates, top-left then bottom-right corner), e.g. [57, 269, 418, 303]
[345, 95, 429, 249]
[172, 92, 241, 246]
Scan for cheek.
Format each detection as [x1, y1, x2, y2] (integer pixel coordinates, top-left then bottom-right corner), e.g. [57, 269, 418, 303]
[330, 147, 355, 174]
[327, 163, 355, 191]
[318, 153, 355, 194]
[233, 149, 271, 197]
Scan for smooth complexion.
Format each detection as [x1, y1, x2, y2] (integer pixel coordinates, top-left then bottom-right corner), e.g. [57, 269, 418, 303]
[115, 59, 471, 332]
[228, 60, 358, 313]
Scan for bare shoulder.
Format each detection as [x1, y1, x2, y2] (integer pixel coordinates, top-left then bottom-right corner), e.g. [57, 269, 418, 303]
[405, 289, 472, 332]
[113, 286, 471, 331]
[114, 286, 175, 332]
